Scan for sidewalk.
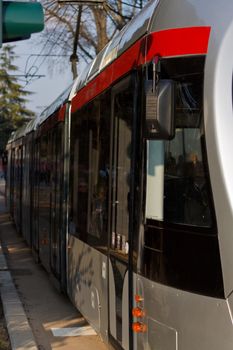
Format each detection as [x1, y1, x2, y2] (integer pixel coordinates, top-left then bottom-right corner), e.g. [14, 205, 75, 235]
[0, 180, 108, 350]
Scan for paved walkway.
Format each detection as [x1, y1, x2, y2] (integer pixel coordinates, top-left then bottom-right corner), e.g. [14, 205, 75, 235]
[0, 180, 108, 350]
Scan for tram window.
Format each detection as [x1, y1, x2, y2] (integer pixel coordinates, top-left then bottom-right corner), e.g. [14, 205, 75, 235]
[146, 57, 213, 228]
[38, 134, 51, 250]
[143, 57, 224, 298]
[88, 100, 110, 246]
[70, 92, 110, 250]
[74, 123, 89, 238]
[110, 87, 133, 257]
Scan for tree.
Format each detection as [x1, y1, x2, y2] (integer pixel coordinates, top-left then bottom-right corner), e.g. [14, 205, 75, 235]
[0, 45, 35, 151]
[37, 0, 149, 78]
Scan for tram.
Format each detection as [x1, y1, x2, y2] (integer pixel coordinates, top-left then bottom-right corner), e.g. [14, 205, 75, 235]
[6, 0, 233, 349]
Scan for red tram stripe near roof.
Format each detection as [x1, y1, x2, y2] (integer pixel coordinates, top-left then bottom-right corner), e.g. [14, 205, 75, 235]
[146, 26, 211, 59]
[58, 104, 66, 121]
[72, 26, 211, 113]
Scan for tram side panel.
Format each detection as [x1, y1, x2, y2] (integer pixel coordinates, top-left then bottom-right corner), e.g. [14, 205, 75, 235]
[35, 120, 64, 278]
[67, 92, 111, 343]
[67, 237, 108, 342]
[67, 74, 136, 348]
[133, 274, 233, 350]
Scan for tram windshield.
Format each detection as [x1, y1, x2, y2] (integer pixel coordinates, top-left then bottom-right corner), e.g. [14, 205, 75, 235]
[142, 57, 223, 297]
[146, 56, 213, 228]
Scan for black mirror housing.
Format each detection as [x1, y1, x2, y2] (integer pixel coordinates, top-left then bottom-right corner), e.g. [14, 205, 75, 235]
[144, 79, 175, 140]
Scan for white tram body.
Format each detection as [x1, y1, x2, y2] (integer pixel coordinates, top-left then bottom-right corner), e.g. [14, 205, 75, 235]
[6, 1, 233, 349]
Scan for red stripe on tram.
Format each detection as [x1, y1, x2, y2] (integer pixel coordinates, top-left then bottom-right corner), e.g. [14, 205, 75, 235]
[71, 26, 211, 113]
[58, 104, 66, 122]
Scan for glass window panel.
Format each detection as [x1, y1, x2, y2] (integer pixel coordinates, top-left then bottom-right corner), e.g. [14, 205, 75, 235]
[111, 88, 133, 256]
[70, 92, 110, 249]
[146, 57, 214, 228]
[146, 140, 164, 221]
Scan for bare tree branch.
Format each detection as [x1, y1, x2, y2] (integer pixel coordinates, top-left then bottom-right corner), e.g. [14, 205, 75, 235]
[36, 0, 149, 78]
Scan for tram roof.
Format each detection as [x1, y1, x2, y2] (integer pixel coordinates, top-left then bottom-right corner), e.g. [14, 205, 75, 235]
[72, 0, 159, 95]
[38, 83, 73, 126]
[7, 83, 72, 143]
[24, 117, 40, 135]
[6, 131, 15, 145]
[6, 116, 39, 146]
[11, 123, 28, 142]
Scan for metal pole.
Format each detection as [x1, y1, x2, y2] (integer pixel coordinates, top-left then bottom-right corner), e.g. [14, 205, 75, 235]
[70, 4, 82, 79]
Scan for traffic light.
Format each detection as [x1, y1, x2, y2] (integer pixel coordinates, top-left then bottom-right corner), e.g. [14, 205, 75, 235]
[0, 1, 44, 47]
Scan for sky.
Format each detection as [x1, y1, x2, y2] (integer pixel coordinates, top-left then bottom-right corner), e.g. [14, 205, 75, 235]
[13, 34, 73, 116]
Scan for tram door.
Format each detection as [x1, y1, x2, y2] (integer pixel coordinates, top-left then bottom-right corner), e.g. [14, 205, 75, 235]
[109, 76, 135, 350]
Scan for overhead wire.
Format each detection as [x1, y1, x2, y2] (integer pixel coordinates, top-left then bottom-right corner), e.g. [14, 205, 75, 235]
[24, 5, 72, 86]
[24, 0, 145, 86]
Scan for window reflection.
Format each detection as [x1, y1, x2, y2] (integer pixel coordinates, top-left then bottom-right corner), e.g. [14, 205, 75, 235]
[143, 57, 222, 297]
[70, 94, 110, 249]
[110, 89, 133, 257]
[146, 59, 213, 227]
[164, 128, 211, 226]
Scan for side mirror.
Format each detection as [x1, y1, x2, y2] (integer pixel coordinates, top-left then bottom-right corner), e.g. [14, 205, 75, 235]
[144, 79, 175, 140]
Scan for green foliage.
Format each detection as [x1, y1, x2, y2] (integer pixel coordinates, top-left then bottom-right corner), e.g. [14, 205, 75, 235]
[0, 44, 35, 150]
